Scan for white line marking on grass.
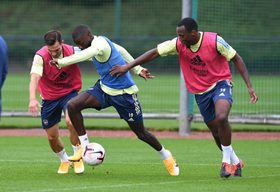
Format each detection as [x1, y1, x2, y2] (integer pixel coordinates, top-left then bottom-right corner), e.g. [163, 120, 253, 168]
[1, 159, 280, 167]
[14, 174, 280, 192]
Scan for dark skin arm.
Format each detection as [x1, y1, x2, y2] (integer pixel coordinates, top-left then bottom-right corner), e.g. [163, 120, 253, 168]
[231, 53, 258, 103]
[110, 48, 160, 77]
[111, 48, 258, 103]
[49, 59, 154, 81]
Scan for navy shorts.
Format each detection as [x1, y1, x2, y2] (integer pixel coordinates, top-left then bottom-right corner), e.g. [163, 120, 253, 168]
[85, 81, 143, 124]
[195, 80, 233, 123]
[41, 90, 78, 128]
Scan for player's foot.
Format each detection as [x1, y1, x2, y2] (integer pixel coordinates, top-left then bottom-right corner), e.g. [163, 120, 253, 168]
[68, 146, 83, 161]
[58, 161, 71, 174]
[163, 150, 179, 176]
[232, 158, 243, 177]
[220, 162, 231, 178]
[74, 159, 84, 174]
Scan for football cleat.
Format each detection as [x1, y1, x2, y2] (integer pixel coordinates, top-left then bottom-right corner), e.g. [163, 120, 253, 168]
[220, 162, 231, 178]
[232, 158, 243, 177]
[58, 161, 71, 174]
[68, 146, 83, 162]
[74, 159, 84, 174]
[163, 150, 179, 176]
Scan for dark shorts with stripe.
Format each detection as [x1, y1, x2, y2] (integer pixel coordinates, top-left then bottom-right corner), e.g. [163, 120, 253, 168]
[41, 90, 78, 128]
[195, 80, 233, 123]
[84, 80, 143, 124]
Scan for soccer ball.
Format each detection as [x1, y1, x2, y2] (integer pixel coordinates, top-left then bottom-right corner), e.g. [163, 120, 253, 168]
[82, 143, 106, 166]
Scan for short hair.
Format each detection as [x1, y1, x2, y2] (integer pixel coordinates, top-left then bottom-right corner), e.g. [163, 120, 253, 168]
[44, 30, 62, 46]
[72, 24, 91, 43]
[177, 17, 198, 32]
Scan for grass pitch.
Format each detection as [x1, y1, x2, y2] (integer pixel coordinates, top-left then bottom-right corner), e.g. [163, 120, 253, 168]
[0, 136, 279, 192]
[2, 73, 280, 115]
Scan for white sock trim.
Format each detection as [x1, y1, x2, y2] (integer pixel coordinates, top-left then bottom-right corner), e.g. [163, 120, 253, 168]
[78, 133, 90, 148]
[231, 150, 240, 165]
[72, 145, 78, 155]
[157, 145, 170, 161]
[55, 149, 69, 162]
[221, 144, 232, 164]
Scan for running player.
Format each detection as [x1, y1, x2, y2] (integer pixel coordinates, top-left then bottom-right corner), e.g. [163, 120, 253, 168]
[110, 17, 258, 178]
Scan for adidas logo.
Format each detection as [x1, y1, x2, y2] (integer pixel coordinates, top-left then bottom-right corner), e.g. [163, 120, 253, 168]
[54, 71, 70, 82]
[190, 55, 206, 66]
[128, 118, 134, 121]
[219, 93, 225, 96]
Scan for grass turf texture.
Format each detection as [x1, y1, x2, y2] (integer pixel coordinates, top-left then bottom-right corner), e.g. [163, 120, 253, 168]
[1, 117, 280, 132]
[2, 73, 280, 115]
[1, 73, 280, 131]
[0, 136, 279, 192]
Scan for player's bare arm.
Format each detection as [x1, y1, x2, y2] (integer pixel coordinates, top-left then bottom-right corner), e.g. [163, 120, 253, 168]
[28, 73, 43, 116]
[110, 48, 160, 76]
[231, 53, 258, 103]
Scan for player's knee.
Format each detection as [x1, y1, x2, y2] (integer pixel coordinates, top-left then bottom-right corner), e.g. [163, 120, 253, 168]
[129, 124, 152, 143]
[67, 100, 76, 113]
[135, 131, 148, 142]
[65, 118, 74, 130]
[47, 134, 59, 143]
[137, 131, 154, 144]
[216, 114, 228, 126]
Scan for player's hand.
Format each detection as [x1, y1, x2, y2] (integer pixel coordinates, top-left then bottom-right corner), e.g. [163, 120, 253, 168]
[248, 87, 258, 103]
[110, 65, 129, 77]
[28, 99, 43, 116]
[49, 59, 58, 66]
[139, 68, 154, 81]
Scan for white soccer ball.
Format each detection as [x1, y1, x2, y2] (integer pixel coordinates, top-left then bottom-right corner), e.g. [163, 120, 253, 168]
[82, 143, 106, 166]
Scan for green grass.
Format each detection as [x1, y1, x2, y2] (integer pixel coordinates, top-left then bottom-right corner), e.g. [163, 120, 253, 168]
[2, 73, 280, 115]
[1, 73, 280, 131]
[1, 117, 280, 132]
[0, 136, 279, 192]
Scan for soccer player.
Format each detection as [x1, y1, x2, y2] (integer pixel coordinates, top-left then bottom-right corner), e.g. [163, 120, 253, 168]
[49, 24, 179, 176]
[110, 17, 258, 178]
[28, 30, 85, 174]
[0, 35, 8, 121]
